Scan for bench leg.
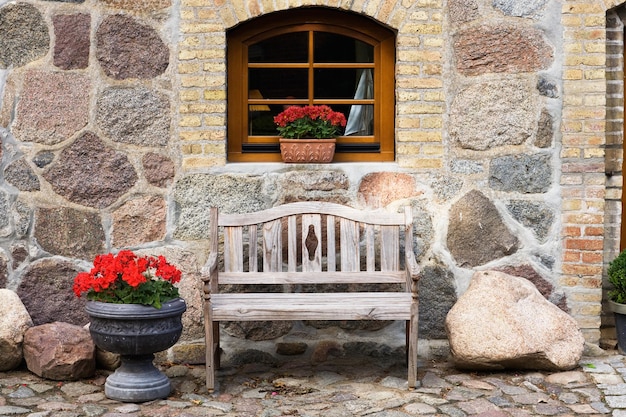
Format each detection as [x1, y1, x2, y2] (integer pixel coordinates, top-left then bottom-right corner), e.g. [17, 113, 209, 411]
[204, 300, 216, 393]
[407, 304, 418, 389]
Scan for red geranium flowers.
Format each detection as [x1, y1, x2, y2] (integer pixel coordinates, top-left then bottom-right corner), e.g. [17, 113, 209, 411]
[274, 105, 347, 139]
[73, 250, 182, 308]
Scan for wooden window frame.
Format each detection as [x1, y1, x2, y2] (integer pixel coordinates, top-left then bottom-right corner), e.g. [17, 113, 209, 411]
[227, 8, 396, 163]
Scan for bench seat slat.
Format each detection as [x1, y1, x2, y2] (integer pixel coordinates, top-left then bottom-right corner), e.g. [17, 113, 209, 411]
[218, 271, 406, 285]
[211, 292, 412, 321]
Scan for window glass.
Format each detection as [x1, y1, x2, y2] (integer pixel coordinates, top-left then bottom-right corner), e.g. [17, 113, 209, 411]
[249, 32, 308, 63]
[314, 32, 374, 63]
[249, 68, 308, 100]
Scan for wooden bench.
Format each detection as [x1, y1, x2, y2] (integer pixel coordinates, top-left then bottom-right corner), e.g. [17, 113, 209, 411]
[201, 201, 420, 392]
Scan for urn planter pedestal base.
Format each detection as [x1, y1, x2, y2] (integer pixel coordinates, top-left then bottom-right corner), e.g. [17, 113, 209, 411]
[86, 298, 187, 402]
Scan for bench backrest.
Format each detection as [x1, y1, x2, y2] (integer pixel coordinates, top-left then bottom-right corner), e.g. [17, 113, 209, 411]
[209, 202, 414, 288]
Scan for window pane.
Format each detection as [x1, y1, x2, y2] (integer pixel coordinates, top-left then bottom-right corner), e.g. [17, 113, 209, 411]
[314, 32, 374, 63]
[314, 69, 374, 99]
[249, 32, 308, 63]
[345, 104, 374, 136]
[249, 68, 308, 99]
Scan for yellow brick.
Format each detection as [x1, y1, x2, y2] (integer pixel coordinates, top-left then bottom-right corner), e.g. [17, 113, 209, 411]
[178, 50, 197, 60]
[397, 131, 442, 142]
[421, 117, 442, 129]
[398, 157, 443, 169]
[421, 144, 444, 155]
[561, 120, 582, 132]
[396, 144, 421, 155]
[397, 117, 420, 129]
[397, 104, 444, 115]
[561, 15, 582, 27]
[423, 64, 442, 75]
[424, 91, 444, 102]
[584, 69, 605, 80]
[561, 148, 582, 158]
[181, 144, 203, 154]
[203, 143, 226, 154]
[178, 62, 201, 74]
[179, 116, 202, 127]
[182, 157, 225, 170]
[397, 64, 421, 75]
[180, 91, 201, 101]
[564, 69, 583, 80]
[197, 9, 218, 19]
[397, 50, 441, 63]
[181, 23, 223, 34]
[204, 115, 226, 126]
[565, 54, 605, 66]
[584, 42, 605, 53]
[203, 90, 226, 100]
[179, 36, 201, 47]
[584, 148, 605, 158]
[181, 76, 225, 88]
[203, 62, 226, 73]
[424, 38, 444, 48]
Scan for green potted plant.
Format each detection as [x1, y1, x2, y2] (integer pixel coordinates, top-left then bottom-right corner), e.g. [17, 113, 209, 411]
[608, 249, 626, 354]
[73, 250, 186, 402]
[274, 104, 346, 163]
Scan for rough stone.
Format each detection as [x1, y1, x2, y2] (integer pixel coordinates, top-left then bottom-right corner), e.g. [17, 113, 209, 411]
[174, 174, 266, 240]
[0, 3, 49, 68]
[449, 80, 540, 151]
[506, 200, 555, 242]
[99, 0, 172, 11]
[0, 190, 10, 238]
[358, 172, 419, 208]
[32, 151, 55, 168]
[276, 342, 308, 356]
[0, 289, 33, 371]
[11, 244, 29, 267]
[493, 0, 548, 17]
[143, 152, 175, 187]
[496, 264, 568, 312]
[537, 76, 559, 98]
[224, 321, 293, 341]
[410, 199, 434, 259]
[448, 0, 480, 24]
[96, 86, 171, 147]
[0, 254, 7, 288]
[43, 132, 138, 208]
[34, 206, 105, 259]
[450, 159, 484, 174]
[12, 200, 31, 239]
[112, 196, 166, 248]
[281, 170, 350, 194]
[453, 25, 553, 76]
[17, 258, 88, 326]
[12, 71, 90, 145]
[445, 270, 585, 371]
[23, 322, 95, 381]
[96, 14, 169, 80]
[535, 108, 554, 148]
[447, 190, 519, 268]
[419, 265, 457, 339]
[489, 154, 552, 193]
[4, 159, 40, 191]
[53, 13, 90, 70]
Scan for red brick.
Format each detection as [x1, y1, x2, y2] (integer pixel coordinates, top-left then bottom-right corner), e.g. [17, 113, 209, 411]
[564, 238, 604, 250]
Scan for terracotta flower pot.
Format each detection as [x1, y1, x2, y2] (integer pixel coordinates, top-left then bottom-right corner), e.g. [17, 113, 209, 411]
[279, 138, 336, 163]
[86, 297, 186, 402]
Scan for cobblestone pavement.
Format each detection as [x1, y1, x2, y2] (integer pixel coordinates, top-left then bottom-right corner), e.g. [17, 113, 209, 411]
[2, 351, 626, 417]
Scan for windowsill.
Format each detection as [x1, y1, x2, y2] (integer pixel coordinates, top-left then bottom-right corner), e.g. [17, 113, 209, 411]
[209, 161, 405, 177]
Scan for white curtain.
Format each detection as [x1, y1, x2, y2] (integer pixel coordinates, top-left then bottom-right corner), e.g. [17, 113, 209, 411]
[345, 69, 373, 136]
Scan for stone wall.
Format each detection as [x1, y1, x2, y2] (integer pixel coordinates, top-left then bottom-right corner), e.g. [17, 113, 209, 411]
[0, 0, 617, 364]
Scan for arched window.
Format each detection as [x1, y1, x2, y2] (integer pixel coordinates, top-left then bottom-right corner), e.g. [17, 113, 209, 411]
[227, 8, 396, 162]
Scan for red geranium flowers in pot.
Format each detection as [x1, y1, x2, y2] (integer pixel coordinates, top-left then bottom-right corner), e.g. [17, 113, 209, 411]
[274, 105, 347, 139]
[73, 250, 182, 309]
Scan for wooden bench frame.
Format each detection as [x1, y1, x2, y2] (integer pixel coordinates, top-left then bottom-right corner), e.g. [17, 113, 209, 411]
[201, 202, 420, 392]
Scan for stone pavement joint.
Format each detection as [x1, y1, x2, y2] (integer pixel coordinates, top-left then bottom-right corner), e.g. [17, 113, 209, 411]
[1, 352, 626, 416]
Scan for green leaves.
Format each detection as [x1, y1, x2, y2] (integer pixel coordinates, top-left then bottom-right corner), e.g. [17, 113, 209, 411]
[87, 278, 180, 309]
[608, 250, 626, 303]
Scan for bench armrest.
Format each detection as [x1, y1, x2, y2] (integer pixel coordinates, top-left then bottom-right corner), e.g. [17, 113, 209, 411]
[405, 251, 420, 296]
[201, 252, 218, 284]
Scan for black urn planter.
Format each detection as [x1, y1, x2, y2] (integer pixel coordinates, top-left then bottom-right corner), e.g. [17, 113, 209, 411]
[86, 297, 187, 402]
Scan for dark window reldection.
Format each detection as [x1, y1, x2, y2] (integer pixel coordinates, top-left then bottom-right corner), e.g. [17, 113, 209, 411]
[227, 8, 396, 162]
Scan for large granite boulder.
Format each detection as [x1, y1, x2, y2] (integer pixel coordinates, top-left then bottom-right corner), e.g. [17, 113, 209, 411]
[0, 289, 33, 371]
[23, 322, 95, 380]
[445, 270, 584, 371]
